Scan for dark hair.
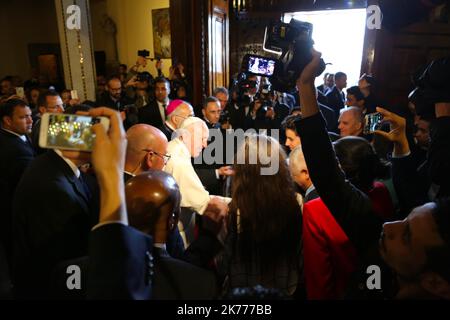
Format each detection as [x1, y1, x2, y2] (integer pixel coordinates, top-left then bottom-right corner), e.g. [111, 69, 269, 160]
[37, 90, 60, 108]
[64, 104, 92, 114]
[334, 136, 390, 193]
[346, 86, 365, 101]
[1, 76, 13, 84]
[0, 98, 28, 121]
[229, 135, 302, 271]
[424, 198, 450, 282]
[361, 74, 376, 87]
[154, 76, 170, 87]
[202, 96, 219, 109]
[281, 114, 302, 134]
[119, 64, 127, 69]
[107, 76, 121, 85]
[335, 72, 347, 81]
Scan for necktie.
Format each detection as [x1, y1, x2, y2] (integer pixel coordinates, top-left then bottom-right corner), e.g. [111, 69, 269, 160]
[78, 173, 92, 203]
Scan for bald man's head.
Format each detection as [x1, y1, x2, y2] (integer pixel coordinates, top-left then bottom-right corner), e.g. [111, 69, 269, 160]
[125, 124, 169, 173]
[338, 107, 364, 137]
[125, 170, 181, 243]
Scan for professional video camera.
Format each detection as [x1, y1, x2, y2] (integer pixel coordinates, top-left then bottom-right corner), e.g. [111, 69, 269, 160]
[241, 18, 326, 92]
[232, 72, 257, 107]
[409, 56, 450, 117]
[254, 84, 274, 112]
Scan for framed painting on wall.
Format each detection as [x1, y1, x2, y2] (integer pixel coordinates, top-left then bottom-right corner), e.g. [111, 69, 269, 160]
[152, 8, 171, 59]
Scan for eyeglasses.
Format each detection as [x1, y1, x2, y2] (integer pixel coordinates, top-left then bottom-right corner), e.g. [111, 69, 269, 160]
[142, 149, 171, 165]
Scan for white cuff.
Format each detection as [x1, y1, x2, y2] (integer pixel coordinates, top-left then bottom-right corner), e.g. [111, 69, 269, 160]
[91, 221, 128, 231]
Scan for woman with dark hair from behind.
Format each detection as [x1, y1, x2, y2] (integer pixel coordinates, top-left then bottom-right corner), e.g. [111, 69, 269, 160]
[334, 136, 394, 221]
[217, 134, 303, 298]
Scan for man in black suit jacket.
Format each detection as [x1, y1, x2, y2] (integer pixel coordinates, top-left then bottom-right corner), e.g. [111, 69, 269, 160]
[124, 123, 185, 258]
[31, 90, 65, 154]
[138, 77, 171, 128]
[126, 171, 218, 299]
[49, 108, 154, 300]
[325, 72, 347, 117]
[0, 99, 35, 267]
[96, 77, 134, 111]
[13, 149, 99, 299]
[194, 97, 233, 196]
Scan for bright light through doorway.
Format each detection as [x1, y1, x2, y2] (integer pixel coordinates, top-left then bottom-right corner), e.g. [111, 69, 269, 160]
[284, 9, 367, 90]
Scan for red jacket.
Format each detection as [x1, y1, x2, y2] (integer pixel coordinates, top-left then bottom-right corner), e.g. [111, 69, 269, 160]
[302, 198, 357, 300]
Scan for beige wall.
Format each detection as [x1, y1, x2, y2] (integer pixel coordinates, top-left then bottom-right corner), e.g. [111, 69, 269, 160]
[0, 0, 59, 80]
[91, 0, 171, 77]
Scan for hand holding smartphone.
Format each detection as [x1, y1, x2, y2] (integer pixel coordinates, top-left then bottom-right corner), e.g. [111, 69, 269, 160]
[39, 113, 110, 152]
[363, 112, 383, 135]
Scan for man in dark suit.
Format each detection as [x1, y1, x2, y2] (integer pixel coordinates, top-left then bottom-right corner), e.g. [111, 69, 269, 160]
[317, 72, 334, 94]
[124, 123, 184, 258]
[126, 171, 218, 299]
[96, 76, 134, 111]
[325, 72, 347, 117]
[0, 99, 35, 270]
[13, 148, 99, 299]
[31, 90, 65, 154]
[138, 77, 171, 128]
[48, 107, 154, 300]
[194, 97, 233, 196]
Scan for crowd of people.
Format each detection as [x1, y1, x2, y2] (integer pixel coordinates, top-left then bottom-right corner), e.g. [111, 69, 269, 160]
[0, 49, 449, 300]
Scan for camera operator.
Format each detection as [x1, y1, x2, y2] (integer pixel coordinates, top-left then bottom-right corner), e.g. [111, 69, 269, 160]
[226, 74, 259, 130]
[125, 71, 154, 108]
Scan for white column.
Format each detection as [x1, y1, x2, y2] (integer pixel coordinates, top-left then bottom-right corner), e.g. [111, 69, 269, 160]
[55, 0, 96, 101]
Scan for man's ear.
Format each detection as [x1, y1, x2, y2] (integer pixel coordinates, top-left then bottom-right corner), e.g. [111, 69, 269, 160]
[2, 116, 12, 127]
[144, 152, 153, 170]
[39, 106, 46, 115]
[420, 272, 450, 299]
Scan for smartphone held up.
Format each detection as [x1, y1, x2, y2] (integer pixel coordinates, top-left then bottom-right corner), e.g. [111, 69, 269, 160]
[364, 112, 383, 135]
[39, 113, 110, 152]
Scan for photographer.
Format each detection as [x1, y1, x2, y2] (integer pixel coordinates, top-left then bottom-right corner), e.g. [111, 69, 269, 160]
[125, 72, 154, 108]
[226, 74, 260, 130]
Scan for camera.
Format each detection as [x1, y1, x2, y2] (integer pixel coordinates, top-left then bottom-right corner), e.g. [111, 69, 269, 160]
[409, 56, 450, 117]
[137, 49, 150, 58]
[364, 112, 383, 135]
[232, 72, 258, 107]
[242, 18, 326, 93]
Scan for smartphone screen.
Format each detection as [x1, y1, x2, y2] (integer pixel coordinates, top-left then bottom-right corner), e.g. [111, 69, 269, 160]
[70, 90, 78, 100]
[247, 56, 276, 77]
[16, 87, 25, 99]
[364, 112, 383, 135]
[40, 114, 107, 151]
